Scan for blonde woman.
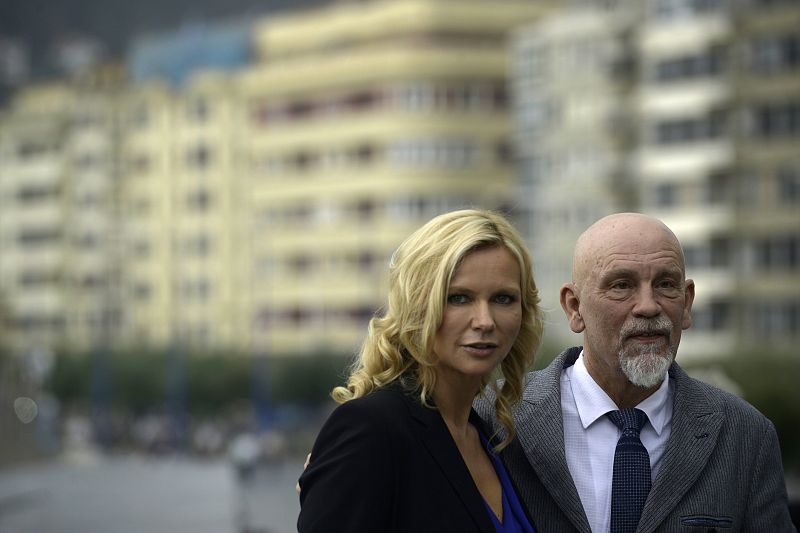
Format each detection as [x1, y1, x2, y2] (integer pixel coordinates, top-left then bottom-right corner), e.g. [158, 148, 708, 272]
[298, 209, 544, 533]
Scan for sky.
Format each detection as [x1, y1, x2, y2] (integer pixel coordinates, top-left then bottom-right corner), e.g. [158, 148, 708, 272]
[0, 0, 325, 75]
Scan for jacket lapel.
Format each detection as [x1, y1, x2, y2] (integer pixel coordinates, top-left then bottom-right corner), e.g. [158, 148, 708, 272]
[402, 392, 497, 533]
[513, 348, 592, 533]
[638, 363, 723, 533]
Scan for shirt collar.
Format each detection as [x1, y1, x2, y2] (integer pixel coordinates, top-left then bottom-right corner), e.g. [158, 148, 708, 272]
[569, 350, 671, 436]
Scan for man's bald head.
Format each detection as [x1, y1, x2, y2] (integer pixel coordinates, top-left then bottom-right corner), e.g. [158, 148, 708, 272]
[571, 213, 686, 289]
[560, 212, 695, 404]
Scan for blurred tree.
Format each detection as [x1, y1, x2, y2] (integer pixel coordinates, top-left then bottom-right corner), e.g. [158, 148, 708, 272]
[721, 352, 800, 474]
[269, 353, 350, 406]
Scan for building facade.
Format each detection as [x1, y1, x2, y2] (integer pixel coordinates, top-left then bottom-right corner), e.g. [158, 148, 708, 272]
[239, 0, 551, 356]
[637, 0, 800, 359]
[511, 1, 641, 346]
[513, 0, 800, 359]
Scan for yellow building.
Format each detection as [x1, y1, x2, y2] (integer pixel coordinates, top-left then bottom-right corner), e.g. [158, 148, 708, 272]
[0, 84, 74, 354]
[118, 81, 176, 349]
[238, 0, 551, 355]
[118, 72, 247, 353]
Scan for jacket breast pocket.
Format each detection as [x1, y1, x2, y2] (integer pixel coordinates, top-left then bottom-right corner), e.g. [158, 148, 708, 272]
[680, 514, 733, 531]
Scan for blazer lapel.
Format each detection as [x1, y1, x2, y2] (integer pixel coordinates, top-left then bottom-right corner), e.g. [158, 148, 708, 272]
[403, 393, 497, 533]
[513, 348, 592, 533]
[638, 364, 724, 533]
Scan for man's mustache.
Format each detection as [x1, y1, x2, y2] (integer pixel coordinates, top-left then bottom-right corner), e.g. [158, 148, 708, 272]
[620, 317, 672, 339]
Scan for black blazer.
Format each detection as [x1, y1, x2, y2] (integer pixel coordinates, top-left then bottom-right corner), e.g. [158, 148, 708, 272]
[297, 383, 504, 533]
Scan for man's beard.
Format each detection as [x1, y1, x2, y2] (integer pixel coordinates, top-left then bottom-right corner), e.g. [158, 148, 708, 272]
[618, 316, 675, 388]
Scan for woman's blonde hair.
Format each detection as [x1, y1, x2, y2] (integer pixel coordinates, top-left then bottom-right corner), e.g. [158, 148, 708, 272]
[332, 209, 543, 450]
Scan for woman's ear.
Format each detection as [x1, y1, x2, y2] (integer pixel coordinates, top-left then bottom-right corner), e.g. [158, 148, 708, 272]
[560, 283, 585, 333]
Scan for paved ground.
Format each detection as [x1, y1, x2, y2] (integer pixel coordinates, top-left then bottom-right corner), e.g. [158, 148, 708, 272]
[0, 452, 303, 533]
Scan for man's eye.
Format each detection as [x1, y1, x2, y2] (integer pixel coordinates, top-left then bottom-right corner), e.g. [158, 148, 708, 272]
[657, 279, 679, 291]
[610, 281, 632, 290]
[447, 294, 469, 305]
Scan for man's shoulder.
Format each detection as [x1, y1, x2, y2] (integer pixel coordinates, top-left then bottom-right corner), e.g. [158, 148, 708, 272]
[673, 364, 772, 428]
[525, 346, 581, 383]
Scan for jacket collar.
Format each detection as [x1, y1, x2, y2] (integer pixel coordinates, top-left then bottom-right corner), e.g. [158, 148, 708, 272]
[392, 384, 498, 533]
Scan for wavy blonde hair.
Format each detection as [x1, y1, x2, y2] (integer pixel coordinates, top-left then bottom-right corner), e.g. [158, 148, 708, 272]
[332, 209, 543, 450]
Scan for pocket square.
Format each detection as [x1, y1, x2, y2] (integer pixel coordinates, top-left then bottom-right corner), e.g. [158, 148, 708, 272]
[680, 514, 733, 529]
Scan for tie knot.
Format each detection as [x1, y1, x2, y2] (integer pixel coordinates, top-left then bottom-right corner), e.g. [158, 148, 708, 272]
[607, 408, 648, 433]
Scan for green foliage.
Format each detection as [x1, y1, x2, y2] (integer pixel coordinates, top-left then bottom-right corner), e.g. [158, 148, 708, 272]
[109, 350, 166, 414]
[719, 353, 800, 473]
[269, 353, 352, 405]
[44, 348, 352, 417]
[48, 352, 91, 407]
[185, 353, 250, 416]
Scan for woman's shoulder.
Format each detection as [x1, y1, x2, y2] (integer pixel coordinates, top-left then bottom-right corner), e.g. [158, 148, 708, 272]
[335, 382, 416, 419]
[316, 383, 417, 447]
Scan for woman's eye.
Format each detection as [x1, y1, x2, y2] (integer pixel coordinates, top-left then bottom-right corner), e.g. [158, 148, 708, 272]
[494, 294, 516, 305]
[447, 294, 469, 305]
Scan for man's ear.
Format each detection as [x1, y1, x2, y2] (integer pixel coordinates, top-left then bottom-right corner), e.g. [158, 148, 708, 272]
[681, 279, 695, 330]
[560, 283, 585, 333]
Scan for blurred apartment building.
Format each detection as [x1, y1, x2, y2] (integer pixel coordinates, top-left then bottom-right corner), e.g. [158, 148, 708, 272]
[513, 0, 800, 359]
[511, 1, 642, 339]
[108, 20, 253, 352]
[238, 0, 551, 355]
[637, 0, 800, 359]
[0, 67, 125, 355]
[0, 0, 552, 357]
[0, 22, 252, 355]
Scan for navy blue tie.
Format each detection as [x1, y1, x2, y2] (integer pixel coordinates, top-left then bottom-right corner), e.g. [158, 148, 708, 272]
[607, 408, 651, 533]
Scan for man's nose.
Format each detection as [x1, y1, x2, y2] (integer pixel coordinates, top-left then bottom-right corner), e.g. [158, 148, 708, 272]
[633, 285, 661, 317]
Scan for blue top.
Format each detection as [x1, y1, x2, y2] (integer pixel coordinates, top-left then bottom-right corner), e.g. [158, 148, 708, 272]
[480, 433, 536, 533]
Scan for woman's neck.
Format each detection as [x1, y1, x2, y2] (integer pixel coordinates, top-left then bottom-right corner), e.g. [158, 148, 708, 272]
[432, 375, 480, 436]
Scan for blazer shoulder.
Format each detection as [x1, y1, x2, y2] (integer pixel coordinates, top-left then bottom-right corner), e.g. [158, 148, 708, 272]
[327, 386, 417, 431]
[677, 369, 773, 431]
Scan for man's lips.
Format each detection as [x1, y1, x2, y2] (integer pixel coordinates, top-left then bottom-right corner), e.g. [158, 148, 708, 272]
[626, 331, 668, 342]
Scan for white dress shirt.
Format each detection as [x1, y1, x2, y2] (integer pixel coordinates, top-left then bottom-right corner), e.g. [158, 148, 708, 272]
[561, 352, 674, 533]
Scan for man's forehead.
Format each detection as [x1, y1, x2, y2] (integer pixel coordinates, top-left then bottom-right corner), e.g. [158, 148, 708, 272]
[594, 250, 685, 277]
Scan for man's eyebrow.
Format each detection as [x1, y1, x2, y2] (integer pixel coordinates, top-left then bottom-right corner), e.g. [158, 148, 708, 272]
[598, 266, 683, 282]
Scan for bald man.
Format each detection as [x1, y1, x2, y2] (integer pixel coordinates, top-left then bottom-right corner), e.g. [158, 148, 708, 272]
[477, 213, 795, 532]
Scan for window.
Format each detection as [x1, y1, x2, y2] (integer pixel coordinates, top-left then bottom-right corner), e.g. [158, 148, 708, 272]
[128, 153, 150, 174]
[654, 46, 726, 82]
[19, 270, 58, 287]
[388, 138, 477, 167]
[751, 34, 800, 74]
[749, 301, 800, 336]
[186, 144, 211, 169]
[752, 102, 800, 138]
[691, 300, 731, 332]
[18, 228, 61, 246]
[777, 166, 800, 204]
[704, 171, 733, 205]
[753, 235, 800, 270]
[183, 234, 211, 257]
[132, 282, 151, 301]
[655, 110, 726, 144]
[186, 189, 211, 211]
[187, 97, 210, 122]
[651, 0, 726, 19]
[16, 184, 59, 203]
[654, 182, 679, 206]
[129, 104, 149, 129]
